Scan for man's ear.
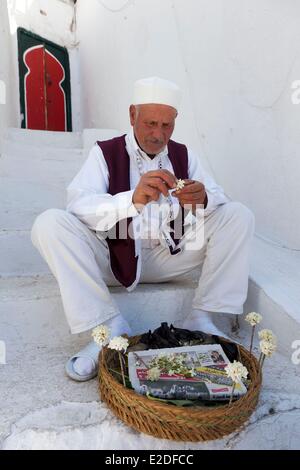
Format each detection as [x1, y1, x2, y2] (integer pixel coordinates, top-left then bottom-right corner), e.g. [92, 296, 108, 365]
[129, 105, 136, 126]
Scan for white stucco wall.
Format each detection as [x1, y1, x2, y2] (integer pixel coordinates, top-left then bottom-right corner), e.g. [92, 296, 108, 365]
[0, 0, 15, 150]
[75, 0, 300, 249]
[5, 0, 81, 131]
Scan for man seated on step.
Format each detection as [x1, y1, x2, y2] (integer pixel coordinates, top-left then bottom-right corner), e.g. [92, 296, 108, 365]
[31, 77, 255, 382]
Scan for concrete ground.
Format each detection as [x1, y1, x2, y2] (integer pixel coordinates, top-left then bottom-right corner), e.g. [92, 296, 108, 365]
[1, 128, 300, 450]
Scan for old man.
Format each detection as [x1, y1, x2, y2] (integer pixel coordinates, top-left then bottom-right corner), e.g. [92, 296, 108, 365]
[31, 77, 254, 381]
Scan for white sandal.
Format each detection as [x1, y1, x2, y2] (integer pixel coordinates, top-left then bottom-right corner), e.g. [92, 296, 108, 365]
[65, 341, 101, 382]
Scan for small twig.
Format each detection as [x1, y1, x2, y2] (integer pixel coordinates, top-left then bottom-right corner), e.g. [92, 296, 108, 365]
[249, 326, 255, 354]
[108, 368, 129, 380]
[120, 353, 126, 366]
[260, 354, 266, 372]
[237, 345, 242, 363]
[118, 352, 126, 387]
[229, 382, 236, 405]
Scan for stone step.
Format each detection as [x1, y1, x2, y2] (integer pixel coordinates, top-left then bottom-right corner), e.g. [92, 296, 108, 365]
[0, 141, 85, 242]
[0, 266, 298, 356]
[3, 128, 82, 149]
[245, 236, 300, 356]
[0, 177, 66, 231]
[1, 141, 84, 182]
[0, 274, 200, 336]
[0, 232, 50, 277]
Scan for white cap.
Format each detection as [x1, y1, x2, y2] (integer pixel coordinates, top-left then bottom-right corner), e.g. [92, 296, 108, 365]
[132, 76, 181, 110]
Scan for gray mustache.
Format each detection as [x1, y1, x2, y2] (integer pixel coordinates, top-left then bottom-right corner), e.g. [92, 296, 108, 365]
[147, 139, 164, 145]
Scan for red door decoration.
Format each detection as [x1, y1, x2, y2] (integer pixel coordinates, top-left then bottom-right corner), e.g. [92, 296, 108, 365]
[24, 45, 67, 131]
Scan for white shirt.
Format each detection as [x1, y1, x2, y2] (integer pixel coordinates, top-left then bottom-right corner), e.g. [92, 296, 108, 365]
[67, 131, 229, 231]
[66, 130, 230, 250]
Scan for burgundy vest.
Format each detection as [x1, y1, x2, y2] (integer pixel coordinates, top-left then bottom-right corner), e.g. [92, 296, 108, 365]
[97, 135, 188, 288]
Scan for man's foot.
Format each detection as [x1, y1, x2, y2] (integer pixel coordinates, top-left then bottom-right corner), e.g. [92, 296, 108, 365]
[66, 341, 100, 381]
[182, 309, 229, 339]
[73, 350, 100, 377]
[66, 314, 132, 382]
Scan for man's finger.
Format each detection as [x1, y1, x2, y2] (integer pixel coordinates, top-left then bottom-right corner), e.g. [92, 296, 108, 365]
[144, 185, 160, 201]
[181, 179, 196, 186]
[145, 177, 169, 197]
[145, 170, 177, 189]
[176, 192, 205, 202]
[174, 182, 205, 194]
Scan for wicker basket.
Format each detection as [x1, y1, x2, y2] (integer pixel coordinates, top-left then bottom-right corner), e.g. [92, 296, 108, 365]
[98, 335, 262, 442]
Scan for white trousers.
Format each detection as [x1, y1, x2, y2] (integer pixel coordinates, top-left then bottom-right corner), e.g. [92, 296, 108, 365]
[31, 202, 255, 334]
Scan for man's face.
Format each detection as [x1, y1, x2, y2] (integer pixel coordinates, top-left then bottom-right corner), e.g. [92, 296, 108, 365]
[129, 103, 177, 155]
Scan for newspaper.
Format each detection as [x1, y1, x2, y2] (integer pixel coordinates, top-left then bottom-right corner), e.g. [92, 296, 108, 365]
[128, 344, 247, 401]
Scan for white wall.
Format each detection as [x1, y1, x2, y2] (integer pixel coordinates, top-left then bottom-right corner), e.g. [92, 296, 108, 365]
[6, 0, 81, 131]
[76, 0, 300, 249]
[0, 0, 15, 150]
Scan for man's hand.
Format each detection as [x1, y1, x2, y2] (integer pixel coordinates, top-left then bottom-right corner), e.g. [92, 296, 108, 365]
[132, 169, 177, 209]
[173, 179, 207, 212]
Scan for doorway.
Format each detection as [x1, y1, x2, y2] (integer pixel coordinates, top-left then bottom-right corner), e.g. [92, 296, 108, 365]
[17, 28, 72, 131]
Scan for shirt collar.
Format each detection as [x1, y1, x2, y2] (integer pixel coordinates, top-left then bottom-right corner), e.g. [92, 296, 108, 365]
[126, 128, 168, 162]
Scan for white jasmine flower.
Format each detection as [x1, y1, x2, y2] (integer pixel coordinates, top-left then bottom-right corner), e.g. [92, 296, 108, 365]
[245, 312, 263, 326]
[146, 367, 161, 381]
[108, 336, 129, 352]
[258, 329, 277, 343]
[225, 361, 248, 383]
[92, 324, 110, 346]
[175, 179, 185, 190]
[260, 339, 277, 357]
